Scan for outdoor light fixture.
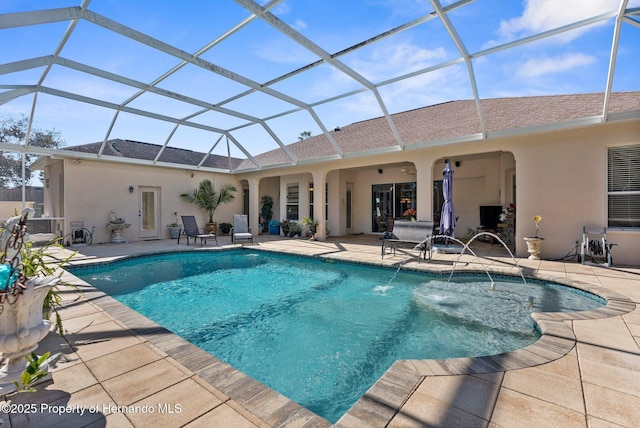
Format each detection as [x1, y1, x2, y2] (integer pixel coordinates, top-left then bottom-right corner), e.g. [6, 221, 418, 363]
[128, 186, 134, 193]
[72, 158, 82, 165]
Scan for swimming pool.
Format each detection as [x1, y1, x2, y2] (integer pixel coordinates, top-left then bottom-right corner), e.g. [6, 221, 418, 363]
[69, 250, 604, 423]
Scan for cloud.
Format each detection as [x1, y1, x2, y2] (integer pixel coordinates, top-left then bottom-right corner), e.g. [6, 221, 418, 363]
[496, 0, 620, 43]
[514, 52, 597, 79]
[292, 19, 307, 31]
[308, 38, 471, 117]
[348, 40, 448, 83]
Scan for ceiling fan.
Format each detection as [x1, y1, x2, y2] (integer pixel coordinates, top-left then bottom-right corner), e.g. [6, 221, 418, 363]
[400, 166, 416, 175]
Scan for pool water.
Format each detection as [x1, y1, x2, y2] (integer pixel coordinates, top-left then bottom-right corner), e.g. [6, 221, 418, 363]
[69, 250, 603, 423]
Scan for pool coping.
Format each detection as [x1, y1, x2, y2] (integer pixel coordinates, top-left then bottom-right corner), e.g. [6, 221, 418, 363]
[61, 245, 636, 427]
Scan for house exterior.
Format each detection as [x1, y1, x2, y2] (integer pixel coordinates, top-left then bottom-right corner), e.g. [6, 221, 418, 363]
[30, 92, 640, 266]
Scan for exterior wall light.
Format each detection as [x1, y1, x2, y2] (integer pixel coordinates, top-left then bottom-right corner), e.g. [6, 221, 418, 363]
[129, 186, 134, 193]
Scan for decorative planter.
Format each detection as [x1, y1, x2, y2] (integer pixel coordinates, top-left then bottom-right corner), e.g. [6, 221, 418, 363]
[219, 223, 232, 235]
[168, 226, 181, 239]
[106, 221, 131, 243]
[206, 222, 217, 234]
[0, 208, 60, 394]
[0, 276, 59, 394]
[523, 237, 544, 260]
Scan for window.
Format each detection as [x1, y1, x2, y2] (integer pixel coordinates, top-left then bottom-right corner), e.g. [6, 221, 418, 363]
[286, 184, 299, 221]
[396, 182, 416, 218]
[608, 144, 640, 228]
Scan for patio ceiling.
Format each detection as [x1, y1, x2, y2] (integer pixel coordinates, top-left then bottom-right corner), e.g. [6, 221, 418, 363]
[1, 0, 639, 173]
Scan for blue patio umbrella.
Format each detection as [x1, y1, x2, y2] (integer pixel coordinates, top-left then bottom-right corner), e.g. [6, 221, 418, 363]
[440, 161, 456, 237]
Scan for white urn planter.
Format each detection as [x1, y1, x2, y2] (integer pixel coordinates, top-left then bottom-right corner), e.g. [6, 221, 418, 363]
[0, 207, 60, 394]
[523, 237, 544, 260]
[0, 276, 59, 394]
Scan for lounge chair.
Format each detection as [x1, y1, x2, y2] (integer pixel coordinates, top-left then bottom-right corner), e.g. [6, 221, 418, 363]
[231, 214, 254, 245]
[178, 215, 218, 246]
[381, 220, 434, 261]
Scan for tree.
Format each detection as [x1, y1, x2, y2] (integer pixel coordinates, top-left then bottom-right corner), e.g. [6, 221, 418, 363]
[180, 179, 237, 224]
[298, 131, 311, 141]
[0, 116, 65, 188]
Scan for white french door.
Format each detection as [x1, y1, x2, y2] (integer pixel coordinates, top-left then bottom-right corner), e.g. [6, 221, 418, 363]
[138, 187, 159, 238]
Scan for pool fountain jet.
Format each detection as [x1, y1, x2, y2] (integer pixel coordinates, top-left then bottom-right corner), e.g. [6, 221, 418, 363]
[378, 260, 407, 291]
[438, 232, 527, 289]
[382, 232, 525, 293]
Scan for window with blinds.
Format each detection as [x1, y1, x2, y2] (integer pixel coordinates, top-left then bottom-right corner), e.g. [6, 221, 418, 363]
[608, 144, 640, 228]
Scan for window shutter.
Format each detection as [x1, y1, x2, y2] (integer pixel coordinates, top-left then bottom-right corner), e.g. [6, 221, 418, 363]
[608, 145, 640, 228]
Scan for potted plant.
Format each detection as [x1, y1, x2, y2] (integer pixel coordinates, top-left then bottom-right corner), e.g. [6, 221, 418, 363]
[403, 208, 417, 221]
[280, 219, 290, 236]
[301, 216, 318, 236]
[219, 222, 232, 235]
[523, 214, 543, 260]
[260, 195, 274, 234]
[180, 179, 236, 234]
[167, 212, 181, 239]
[288, 221, 302, 237]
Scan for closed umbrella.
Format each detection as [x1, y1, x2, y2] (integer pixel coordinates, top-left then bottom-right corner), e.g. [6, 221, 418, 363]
[440, 161, 456, 237]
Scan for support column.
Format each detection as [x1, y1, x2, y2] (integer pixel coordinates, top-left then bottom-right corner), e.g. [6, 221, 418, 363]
[311, 170, 328, 241]
[248, 178, 261, 237]
[415, 161, 434, 222]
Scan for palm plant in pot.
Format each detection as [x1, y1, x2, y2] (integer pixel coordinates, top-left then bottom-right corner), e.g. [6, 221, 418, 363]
[180, 179, 236, 234]
[260, 195, 274, 234]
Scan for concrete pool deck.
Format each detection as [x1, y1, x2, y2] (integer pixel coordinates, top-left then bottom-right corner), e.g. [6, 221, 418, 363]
[1, 234, 639, 427]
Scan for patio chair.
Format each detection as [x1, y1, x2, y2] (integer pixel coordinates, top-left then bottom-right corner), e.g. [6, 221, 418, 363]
[374, 215, 394, 232]
[231, 214, 253, 245]
[178, 215, 217, 246]
[381, 220, 434, 261]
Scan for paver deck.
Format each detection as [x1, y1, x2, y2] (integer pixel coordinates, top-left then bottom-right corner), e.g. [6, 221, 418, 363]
[1, 235, 638, 427]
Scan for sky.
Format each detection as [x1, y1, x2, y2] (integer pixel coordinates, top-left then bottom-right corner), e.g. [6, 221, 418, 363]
[1, 0, 639, 161]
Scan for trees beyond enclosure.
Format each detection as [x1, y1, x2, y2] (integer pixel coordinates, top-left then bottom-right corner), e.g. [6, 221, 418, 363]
[0, 116, 65, 187]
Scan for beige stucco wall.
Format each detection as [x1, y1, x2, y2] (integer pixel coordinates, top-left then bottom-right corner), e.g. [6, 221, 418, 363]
[53, 160, 244, 244]
[505, 120, 639, 266]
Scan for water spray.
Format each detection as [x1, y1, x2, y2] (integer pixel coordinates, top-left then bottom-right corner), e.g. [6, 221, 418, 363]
[377, 260, 408, 291]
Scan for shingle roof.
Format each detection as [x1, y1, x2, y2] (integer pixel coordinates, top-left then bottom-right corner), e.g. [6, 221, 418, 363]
[66, 139, 244, 170]
[61, 92, 639, 172]
[237, 91, 640, 169]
